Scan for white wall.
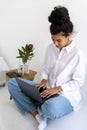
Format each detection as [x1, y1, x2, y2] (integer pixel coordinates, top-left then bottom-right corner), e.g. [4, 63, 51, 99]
[0, 0, 87, 81]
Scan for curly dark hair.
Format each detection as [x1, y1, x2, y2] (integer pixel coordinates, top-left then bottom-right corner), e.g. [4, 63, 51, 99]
[48, 6, 73, 36]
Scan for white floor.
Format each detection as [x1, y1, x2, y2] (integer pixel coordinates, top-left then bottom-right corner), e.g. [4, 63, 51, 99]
[0, 81, 87, 130]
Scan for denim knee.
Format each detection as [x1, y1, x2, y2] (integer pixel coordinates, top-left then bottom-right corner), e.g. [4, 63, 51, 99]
[41, 100, 58, 119]
[8, 79, 14, 90]
[40, 97, 73, 120]
[7, 78, 20, 93]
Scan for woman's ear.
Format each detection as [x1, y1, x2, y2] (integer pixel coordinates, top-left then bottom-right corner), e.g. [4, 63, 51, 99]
[66, 33, 71, 39]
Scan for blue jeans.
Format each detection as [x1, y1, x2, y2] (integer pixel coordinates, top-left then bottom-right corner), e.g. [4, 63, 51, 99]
[8, 78, 73, 119]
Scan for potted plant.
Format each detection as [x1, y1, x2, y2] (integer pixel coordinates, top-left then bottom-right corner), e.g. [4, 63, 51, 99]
[16, 43, 34, 75]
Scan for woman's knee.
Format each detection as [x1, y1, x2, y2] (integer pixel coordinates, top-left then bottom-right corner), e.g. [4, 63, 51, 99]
[41, 101, 58, 119]
[7, 78, 19, 92]
[41, 98, 73, 119]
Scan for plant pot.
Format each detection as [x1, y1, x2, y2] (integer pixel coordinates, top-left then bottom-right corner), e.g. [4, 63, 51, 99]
[18, 61, 29, 75]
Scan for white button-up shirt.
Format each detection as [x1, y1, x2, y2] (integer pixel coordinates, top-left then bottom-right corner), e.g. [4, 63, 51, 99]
[41, 41, 86, 111]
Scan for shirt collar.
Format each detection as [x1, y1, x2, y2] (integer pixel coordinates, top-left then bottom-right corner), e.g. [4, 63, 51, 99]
[52, 41, 76, 53]
[64, 41, 76, 53]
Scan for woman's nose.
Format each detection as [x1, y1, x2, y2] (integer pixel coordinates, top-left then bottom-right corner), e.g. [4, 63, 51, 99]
[54, 41, 58, 46]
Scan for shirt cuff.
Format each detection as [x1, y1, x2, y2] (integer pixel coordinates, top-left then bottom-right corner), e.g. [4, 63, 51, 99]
[60, 83, 71, 92]
[41, 73, 48, 80]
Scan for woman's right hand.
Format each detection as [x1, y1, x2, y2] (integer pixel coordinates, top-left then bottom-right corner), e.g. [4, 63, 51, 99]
[35, 79, 47, 90]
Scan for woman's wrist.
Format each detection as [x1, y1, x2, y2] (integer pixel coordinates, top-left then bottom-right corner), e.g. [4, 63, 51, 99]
[56, 86, 63, 93]
[41, 79, 47, 87]
[41, 79, 47, 83]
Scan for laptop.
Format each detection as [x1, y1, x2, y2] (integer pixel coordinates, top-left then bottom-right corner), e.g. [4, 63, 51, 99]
[15, 78, 58, 104]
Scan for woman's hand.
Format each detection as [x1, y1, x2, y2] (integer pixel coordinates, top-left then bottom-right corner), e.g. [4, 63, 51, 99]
[40, 86, 62, 98]
[35, 79, 47, 90]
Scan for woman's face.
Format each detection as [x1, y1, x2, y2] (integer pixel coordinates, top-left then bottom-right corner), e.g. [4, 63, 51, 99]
[51, 33, 71, 50]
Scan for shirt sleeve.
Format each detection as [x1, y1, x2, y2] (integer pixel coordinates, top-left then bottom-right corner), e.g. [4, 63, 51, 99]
[61, 52, 86, 92]
[41, 46, 50, 80]
[41, 70, 48, 80]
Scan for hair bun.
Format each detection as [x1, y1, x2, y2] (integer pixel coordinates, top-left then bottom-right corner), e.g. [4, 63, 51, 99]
[48, 6, 70, 25]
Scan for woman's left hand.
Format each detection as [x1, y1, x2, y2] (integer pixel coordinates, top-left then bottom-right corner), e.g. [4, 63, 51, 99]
[40, 87, 62, 98]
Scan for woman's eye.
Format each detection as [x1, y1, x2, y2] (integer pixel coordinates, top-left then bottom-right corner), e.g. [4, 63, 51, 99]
[57, 40, 61, 42]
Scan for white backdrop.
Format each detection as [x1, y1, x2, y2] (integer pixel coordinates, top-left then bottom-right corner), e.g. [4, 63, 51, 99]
[0, 0, 87, 81]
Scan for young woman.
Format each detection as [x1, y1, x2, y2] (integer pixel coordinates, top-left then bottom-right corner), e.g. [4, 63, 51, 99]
[8, 6, 86, 130]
